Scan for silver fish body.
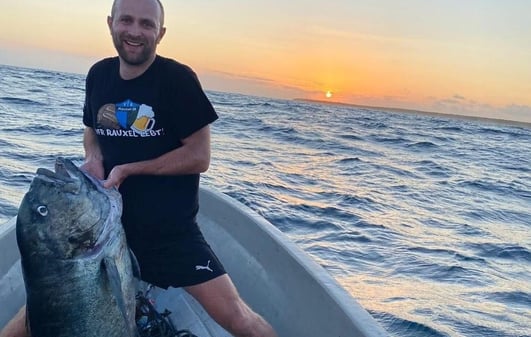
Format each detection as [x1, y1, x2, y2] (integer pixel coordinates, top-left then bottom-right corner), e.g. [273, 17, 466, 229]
[16, 157, 137, 337]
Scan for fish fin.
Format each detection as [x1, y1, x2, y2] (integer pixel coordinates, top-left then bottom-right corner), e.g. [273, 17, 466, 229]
[129, 249, 141, 280]
[102, 257, 137, 337]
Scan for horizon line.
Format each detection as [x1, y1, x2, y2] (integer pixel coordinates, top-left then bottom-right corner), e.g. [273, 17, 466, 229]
[293, 98, 531, 128]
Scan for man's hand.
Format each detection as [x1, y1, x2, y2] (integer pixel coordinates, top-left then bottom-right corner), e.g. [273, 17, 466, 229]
[80, 160, 126, 189]
[103, 164, 129, 189]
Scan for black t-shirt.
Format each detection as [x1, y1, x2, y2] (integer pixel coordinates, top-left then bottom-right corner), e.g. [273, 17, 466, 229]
[83, 56, 218, 246]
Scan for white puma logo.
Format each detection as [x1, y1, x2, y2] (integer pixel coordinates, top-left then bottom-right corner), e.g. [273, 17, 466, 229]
[195, 260, 213, 272]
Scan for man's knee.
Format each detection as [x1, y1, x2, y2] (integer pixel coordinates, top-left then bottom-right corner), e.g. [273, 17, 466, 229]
[225, 303, 272, 337]
[0, 306, 29, 337]
[225, 305, 256, 334]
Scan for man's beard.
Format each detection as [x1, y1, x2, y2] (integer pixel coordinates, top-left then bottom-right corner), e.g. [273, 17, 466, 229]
[112, 33, 153, 66]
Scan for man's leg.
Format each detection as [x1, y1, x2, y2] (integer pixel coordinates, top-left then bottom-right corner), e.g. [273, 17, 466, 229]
[0, 306, 29, 337]
[185, 274, 277, 337]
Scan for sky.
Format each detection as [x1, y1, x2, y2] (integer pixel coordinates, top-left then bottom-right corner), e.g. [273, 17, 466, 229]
[1, 0, 530, 123]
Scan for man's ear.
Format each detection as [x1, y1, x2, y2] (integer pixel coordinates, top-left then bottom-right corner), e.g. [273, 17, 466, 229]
[157, 27, 167, 44]
[107, 16, 113, 31]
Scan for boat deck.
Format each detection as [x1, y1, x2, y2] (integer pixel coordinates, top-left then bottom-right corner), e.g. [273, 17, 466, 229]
[149, 286, 232, 337]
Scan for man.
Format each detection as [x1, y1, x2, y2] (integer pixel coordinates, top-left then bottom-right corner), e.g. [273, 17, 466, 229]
[0, 0, 277, 336]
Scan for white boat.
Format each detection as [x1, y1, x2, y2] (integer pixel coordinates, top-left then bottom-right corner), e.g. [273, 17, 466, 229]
[0, 186, 388, 336]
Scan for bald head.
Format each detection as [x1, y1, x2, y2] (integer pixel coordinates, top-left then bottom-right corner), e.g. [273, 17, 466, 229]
[111, 0, 165, 26]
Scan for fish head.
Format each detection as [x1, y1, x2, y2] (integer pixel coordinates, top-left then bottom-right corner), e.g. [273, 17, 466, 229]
[17, 157, 119, 259]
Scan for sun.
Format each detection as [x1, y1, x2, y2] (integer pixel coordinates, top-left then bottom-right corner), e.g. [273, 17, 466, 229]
[325, 91, 333, 99]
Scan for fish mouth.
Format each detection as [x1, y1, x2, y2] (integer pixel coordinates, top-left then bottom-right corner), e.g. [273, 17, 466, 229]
[33, 158, 85, 193]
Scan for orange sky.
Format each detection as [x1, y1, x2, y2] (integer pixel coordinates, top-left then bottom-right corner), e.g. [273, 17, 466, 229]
[1, 0, 530, 122]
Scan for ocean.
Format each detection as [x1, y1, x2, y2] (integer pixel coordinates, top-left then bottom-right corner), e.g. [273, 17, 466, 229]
[0, 64, 530, 337]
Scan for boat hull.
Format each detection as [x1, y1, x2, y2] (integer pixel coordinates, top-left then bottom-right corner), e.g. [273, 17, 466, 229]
[0, 186, 388, 336]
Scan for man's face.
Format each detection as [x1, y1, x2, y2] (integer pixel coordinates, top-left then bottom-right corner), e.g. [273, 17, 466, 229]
[108, 0, 165, 66]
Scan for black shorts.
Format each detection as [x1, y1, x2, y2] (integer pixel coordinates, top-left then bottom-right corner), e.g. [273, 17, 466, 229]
[127, 223, 226, 289]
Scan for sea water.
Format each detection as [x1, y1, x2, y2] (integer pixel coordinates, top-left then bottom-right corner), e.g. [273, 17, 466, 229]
[0, 64, 530, 337]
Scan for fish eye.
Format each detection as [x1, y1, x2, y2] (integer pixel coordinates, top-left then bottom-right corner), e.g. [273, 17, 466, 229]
[37, 205, 48, 217]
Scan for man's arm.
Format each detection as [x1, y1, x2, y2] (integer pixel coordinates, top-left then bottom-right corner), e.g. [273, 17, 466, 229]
[103, 125, 212, 188]
[81, 127, 105, 180]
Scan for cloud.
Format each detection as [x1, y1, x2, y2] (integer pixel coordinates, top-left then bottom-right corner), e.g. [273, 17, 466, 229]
[498, 104, 531, 123]
[207, 70, 277, 84]
[431, 95, 531, 123]
[199, 70, 311, 100]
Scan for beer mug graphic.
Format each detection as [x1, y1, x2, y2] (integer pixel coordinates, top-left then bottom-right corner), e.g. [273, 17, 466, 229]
[131, 104, 156, 134]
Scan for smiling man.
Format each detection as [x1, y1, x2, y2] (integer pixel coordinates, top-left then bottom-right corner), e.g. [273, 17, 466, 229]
[0, 0, 277, 337]
[108, 0, 166, 79]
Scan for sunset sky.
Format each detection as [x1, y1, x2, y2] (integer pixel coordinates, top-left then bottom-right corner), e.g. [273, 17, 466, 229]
[1, 0, 530, 122]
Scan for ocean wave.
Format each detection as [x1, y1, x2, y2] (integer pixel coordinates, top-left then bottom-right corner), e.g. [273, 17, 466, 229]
[1, 65, 530, 337]
[337, 157, 362, 164]
[376, 312, 451, 337]
[414, 159, 453, 178]
[406, 141, 439, 149]
[339, 133, 364, 141]
[0, 96, 45, 106]
[435, 125, 463, 132]
[469, 243, 531, 261]
[407, 246, 488, 265]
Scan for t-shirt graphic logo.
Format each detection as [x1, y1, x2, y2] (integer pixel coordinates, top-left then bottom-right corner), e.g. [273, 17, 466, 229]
[132, 105, 156, 133]
[97, 100, 159, 137]
[115, 99, 139, 129]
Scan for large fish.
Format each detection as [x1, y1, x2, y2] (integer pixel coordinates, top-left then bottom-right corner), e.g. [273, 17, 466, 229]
[16, 157, 138, 337]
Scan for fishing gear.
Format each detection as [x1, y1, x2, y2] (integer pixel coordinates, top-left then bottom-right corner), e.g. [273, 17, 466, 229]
[136, 286, 198, 337]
